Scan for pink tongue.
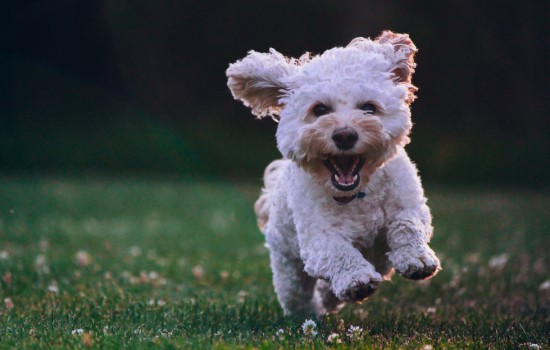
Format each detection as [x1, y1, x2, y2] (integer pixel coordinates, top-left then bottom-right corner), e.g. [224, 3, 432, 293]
[334, 156, 356, 184]
[335, 156, 354, 173]
[338, 173, 355, 185]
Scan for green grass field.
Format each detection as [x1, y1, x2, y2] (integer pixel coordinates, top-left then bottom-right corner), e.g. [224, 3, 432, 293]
[0, 176, 548, 349]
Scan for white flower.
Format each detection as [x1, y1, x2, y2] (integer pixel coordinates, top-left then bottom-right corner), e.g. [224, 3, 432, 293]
[4, 297, 14, 309]
[75, 250, 91, 267]
[327, 333, 342, 344]
[488, 254, 509, 270]
[346, 325, 364, 341]
[529, 344, 540, 350]
[129, 246, 142, 257]
[539, 280, 550, 291]
[276, 328, 285, 339]
[35, 254, 46, 266]
[0, 250, 9, 260]
[47, 281, 59, 293]
[192, 265, 204, 280]
[237, 290, 248, 304]
[71, 329, 84, 335]
[301, 319, 317, 337]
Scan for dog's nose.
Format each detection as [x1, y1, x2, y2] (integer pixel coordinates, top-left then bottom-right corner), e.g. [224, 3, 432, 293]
[332, 128, 358, 150]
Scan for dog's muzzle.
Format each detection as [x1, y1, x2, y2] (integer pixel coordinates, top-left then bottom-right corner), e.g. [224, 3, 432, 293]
[323, 155, 366, 193]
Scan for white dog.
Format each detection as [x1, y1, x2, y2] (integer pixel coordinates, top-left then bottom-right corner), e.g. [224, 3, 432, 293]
[226, 31, 441, 316]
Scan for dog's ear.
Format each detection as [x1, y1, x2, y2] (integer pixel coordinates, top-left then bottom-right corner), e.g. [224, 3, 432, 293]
[376, 31, 418, 103]
[349, 31, 418, 103]
[375, 31, 417, 84]
[227, 49, 295, 118]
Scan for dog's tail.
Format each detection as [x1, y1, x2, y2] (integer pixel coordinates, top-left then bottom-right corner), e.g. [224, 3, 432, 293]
[253, 159, 288, 234]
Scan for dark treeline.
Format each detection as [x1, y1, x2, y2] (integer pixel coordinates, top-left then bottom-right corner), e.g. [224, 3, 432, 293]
[1, 1, 548, 184]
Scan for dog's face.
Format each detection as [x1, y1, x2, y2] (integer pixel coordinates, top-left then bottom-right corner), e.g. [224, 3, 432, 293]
[227, 31, 418, 203]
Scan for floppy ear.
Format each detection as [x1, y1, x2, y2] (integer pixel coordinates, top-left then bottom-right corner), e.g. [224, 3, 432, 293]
[375, 31, 417, 84]
[226, 48, 294, 118]
[348, 31, 418, 103]
[376, 31, 418, 103]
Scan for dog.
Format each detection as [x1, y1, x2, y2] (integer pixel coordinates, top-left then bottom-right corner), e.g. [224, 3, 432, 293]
[226, 31, 441, 316]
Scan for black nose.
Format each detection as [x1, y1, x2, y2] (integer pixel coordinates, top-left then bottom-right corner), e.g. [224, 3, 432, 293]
[332, 128, 358, 150]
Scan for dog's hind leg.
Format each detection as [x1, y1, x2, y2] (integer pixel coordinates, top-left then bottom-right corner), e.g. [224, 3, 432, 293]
[312, 279, 345, 316]
[268, 249, 317, 316]
[254, 159, 289, 233]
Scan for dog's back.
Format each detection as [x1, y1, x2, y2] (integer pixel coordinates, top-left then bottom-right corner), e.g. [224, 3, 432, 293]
[253, 159, 289, 233]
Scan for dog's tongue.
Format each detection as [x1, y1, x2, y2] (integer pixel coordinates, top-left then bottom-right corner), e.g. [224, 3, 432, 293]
[334, 155, 357, 184]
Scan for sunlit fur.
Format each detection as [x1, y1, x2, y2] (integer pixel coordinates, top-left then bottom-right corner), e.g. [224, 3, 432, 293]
[227, 31, 440, 317]
[295, 111, 398, 196]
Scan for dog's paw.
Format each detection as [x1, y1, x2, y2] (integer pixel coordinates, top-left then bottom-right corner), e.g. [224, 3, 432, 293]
[332, 270, 383, 303]
[389, 246, 441, 280]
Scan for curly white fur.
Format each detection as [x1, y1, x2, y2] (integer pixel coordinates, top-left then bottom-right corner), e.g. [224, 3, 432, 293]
[227, 31, 441, 317]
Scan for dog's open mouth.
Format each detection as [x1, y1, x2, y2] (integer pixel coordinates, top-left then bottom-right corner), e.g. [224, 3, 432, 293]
[323, 155, 366, 192]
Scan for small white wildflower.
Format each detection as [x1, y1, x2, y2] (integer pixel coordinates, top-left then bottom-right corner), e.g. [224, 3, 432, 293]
[71, 329, 84, 335]
[0, 250, 9, 260]
[192, 265, 204, 280]
[103, 326, 109, 335]
[529, 344, 540, 350]
[4, 297, 14, 309]
[213, 330, 223, 338]
[301, 319, 317, 337]
[157, 299, 166, 306]
[346, 325, 364, 341]
[488, 253, 509, 270]
[327, 333, 342, 344]
[129, 246, 142, 257]
[35, 254, 46, 266]
[237, 290, 248, 304]
[426, 306, 437, 314]
[75, 250, 91, 267]
[422, 345, 434, 350]
[539, 280, 550, 291]
[47, 281, 59, 293]
[275, 328, 284, 339]
[148, 299, 156, 306]
[35, 254, 50, 274]
[159, 329, 173, 338]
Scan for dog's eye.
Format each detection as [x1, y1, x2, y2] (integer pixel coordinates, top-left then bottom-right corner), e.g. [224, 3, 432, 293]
[312, 104, 331, 117]
[359, 103, 376, 115]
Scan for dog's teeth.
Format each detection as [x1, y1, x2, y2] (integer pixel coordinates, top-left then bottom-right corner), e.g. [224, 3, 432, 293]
[335, 174, 340, 182]
[353, 175, 358, 181]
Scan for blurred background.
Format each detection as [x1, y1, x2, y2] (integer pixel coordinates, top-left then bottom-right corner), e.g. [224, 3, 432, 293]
[2, 0, 548, 186]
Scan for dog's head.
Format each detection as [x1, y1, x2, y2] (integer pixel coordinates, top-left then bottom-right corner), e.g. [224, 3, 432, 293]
[227, 31, 417, 203]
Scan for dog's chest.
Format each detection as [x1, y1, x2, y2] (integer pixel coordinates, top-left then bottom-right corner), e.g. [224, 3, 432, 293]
[334, 193, 387, 245]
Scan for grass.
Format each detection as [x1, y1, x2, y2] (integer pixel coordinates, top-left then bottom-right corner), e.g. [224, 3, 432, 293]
[0, 175, 548, 349]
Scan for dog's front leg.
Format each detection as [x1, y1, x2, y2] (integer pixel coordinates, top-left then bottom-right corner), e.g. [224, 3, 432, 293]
[386, 209, 441, 280]
[299, 232, 383, 303]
